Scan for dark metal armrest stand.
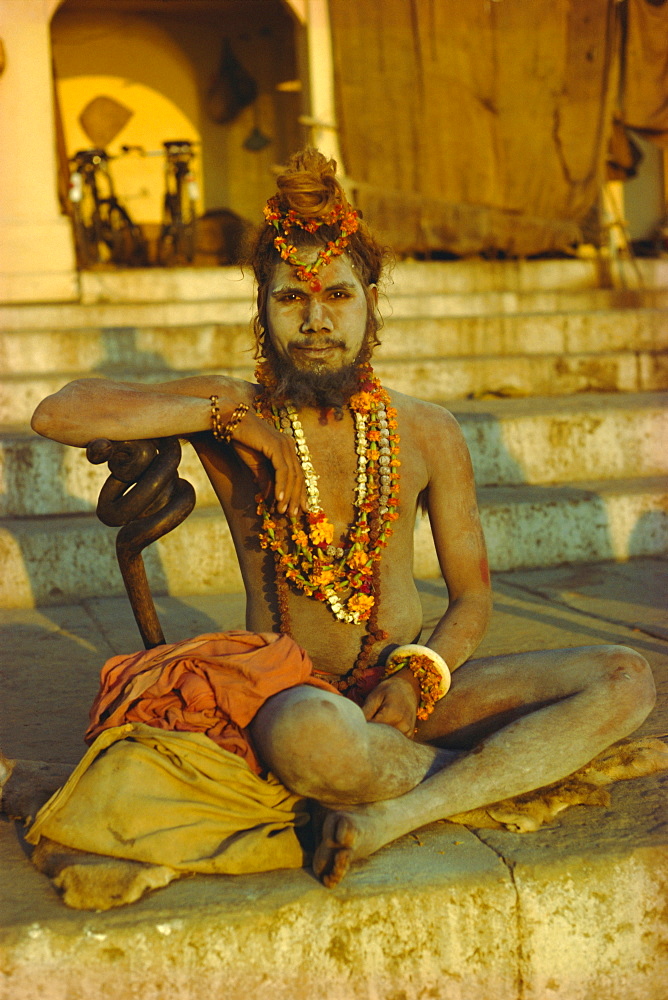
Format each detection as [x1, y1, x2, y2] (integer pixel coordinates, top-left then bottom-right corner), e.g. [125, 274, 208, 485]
[86, 437, 196, 649]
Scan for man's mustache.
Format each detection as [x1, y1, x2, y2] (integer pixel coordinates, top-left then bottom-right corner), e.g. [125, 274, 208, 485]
[289, 338, 346, 351]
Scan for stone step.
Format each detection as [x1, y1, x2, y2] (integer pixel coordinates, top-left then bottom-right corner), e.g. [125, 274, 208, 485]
[1, 475, 665, 608]
[2, 290, 668, 342]
[2, 306, 667, 375]
[73, 256, 668, 303]
[79, 265, 255, 304]
[385, 256, 668, 295]
[3, 349, 666, 426]
[386, 287, 668, 319]
[381, 307, 668, 359]
[458, 392, 668, 488]
[3, 394, 666, 518]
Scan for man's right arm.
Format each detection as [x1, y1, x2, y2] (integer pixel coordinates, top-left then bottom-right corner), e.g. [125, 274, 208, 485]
[30, 374, 243, 447]
[31, 375, 307, 515]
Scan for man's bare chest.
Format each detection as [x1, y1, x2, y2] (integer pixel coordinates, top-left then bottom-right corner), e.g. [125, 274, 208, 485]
[300, 424, 361, 531]
[297, 411, 428, 533]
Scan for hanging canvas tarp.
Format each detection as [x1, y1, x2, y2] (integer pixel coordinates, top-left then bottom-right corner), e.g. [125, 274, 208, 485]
[329, 0, 620, 257]
[620, 0, 668, 146]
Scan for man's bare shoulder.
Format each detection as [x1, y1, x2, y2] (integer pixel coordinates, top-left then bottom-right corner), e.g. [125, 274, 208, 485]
[386, 388, 463, 439]
[385, 389, 472, 489]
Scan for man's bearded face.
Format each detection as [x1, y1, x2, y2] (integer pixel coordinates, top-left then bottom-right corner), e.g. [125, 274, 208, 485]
[263, 253, 377, 409]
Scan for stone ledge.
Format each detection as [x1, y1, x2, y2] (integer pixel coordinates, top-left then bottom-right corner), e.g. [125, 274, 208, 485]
[1, 777, 666, 1000]
[476, 774, 668, 1000]
[0, 820, 519, 1000]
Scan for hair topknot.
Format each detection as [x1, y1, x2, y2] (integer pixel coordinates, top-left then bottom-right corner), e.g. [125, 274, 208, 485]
[247, 147, 392, 355]
[274, 148, 346, 218]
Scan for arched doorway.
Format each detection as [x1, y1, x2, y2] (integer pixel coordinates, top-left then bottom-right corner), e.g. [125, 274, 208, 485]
[50, 0, 305, 264]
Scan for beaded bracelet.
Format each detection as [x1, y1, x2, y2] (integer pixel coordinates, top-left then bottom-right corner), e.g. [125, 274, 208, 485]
[383, 644, 451, 721]
[210, 396, 249, 443]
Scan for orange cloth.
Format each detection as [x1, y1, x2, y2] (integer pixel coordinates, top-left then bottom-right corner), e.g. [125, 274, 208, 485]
[86, 630, 337, 775]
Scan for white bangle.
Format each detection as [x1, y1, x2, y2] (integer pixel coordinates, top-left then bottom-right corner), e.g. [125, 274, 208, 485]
[384, 643, 451, 700]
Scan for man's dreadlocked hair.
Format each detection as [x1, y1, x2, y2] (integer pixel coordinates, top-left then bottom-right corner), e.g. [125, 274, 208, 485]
[248, 148, 390, 364]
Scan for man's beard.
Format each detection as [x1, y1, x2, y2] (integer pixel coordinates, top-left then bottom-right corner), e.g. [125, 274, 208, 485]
[262, 347, 365, 414]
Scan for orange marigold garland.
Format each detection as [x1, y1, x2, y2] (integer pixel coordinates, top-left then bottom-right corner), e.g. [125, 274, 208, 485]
[263, 196, 360, 288]
[254, 365, 399, 688]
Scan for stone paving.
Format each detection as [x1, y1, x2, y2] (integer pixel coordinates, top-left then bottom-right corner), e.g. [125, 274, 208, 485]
[0, 559, 666, 1000]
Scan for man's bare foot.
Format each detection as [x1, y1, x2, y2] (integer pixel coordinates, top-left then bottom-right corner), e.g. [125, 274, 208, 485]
[313, 804, 391, 888]
[311, 747, 459, 887]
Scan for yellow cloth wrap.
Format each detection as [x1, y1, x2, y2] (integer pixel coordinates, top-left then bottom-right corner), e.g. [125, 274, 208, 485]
[26, 723, 310, 875]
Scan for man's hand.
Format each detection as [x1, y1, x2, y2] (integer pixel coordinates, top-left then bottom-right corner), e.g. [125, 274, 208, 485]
[361, 671, 420, 738]
[229, 410, 308, 515]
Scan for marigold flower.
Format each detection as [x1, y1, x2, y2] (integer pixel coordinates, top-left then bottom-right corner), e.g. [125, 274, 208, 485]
[350, 391, 373, 413]
[310, 519, 334, 546]
[347, 593, 375, 616]
[312, 567, 336, 587]
[348, 550, 369, 570]
[292, 529, 309, 547]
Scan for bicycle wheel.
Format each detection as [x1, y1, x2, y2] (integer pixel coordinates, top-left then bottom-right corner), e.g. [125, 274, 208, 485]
[105, 202, 148, 267]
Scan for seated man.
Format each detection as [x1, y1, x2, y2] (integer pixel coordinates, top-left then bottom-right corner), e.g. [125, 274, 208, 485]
[30, 148, 655, 888]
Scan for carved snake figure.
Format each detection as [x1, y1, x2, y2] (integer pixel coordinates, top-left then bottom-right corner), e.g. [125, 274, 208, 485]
[86, 437, 196, 648]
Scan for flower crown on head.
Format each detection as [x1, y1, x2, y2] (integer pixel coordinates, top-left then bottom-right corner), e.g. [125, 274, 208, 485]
[263, 195, 360, 290]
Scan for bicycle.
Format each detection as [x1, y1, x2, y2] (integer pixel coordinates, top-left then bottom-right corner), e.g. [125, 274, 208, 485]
[68, 149, 148, 268]
[157, 140, 200, 266]
[123, 140, 200, 266]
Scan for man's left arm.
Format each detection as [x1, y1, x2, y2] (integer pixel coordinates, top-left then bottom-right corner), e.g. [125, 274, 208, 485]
[420, 407, 492, 670]
[363, 406, 492, 735]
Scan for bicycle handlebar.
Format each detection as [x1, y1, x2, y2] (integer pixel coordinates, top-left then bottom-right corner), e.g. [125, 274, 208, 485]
[121, 141, 199, 158]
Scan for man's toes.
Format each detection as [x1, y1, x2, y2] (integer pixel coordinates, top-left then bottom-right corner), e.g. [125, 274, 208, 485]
[322, 847, 352, 888]
[313, 812, 359, 883]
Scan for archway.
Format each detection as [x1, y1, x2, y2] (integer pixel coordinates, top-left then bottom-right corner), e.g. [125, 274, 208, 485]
[50, 0, 304, 262]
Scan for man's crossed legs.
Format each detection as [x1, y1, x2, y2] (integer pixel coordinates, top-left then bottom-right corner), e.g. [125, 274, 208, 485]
[250, 643, 656, 886]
